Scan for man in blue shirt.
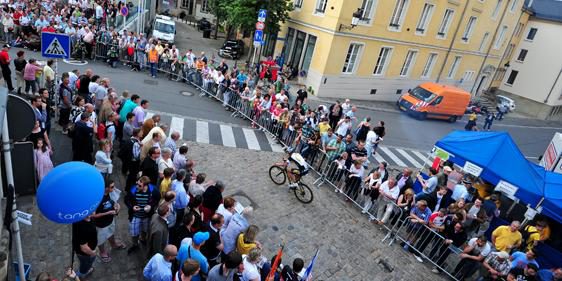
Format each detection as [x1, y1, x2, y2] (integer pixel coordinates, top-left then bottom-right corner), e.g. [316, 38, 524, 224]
[177, 232, 210, 281]
[538, 267, 562, 281]
[510, 249, 540, 269]
[143, 244, 177, 281]
[221, 207, 252, 255]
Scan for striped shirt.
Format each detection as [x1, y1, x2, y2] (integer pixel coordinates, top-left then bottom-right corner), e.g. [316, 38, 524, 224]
[133, 190, 150, 218]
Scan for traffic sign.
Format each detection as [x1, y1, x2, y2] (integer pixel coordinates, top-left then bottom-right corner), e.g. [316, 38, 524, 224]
[254, 30, 263, 46]
[256, 22, 265, 30]
[121, 6, 129, 16]
[41, 32, 70, 59]
[258, 9, 267, 22]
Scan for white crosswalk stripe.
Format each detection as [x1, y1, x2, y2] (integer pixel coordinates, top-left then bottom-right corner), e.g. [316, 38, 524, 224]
[379, 146, 407, 167]
[220, 124, 236, 147]
[170, 117, 184, 139]
[266, 134, 285, 153]
[395, 148, 423, 168]
[412, 150, 432, 166]
[242, 128, 261, 150]
[196, 121, 209, 144]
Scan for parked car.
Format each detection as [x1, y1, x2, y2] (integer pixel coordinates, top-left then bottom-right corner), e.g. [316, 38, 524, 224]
[218, 40, 245, 59]
[496, 95, 516, 112]
[197, 18, 212, 31]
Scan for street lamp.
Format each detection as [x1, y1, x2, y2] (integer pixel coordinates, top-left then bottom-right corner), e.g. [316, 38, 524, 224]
[339, 8, 363, 32]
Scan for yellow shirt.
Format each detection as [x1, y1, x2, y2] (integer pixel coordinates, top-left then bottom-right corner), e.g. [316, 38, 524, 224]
[492, 225, 522, 252]
[469, 113, 477, 121]
[236, 233, 257, 256]
[159, 177, 172, 198]
[318, 122, 331, 135]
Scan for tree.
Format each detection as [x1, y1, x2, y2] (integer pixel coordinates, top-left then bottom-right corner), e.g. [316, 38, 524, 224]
[208, 0, 229, 39]
[227, 0, 292, 35]
[227, 0, 293, 63]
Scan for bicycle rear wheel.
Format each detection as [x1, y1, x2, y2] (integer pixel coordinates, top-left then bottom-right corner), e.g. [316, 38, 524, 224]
[269, 165, 287, 185]
[294, 182, 314, 204]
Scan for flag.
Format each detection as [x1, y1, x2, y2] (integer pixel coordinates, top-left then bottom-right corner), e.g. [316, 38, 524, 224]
[300, 249, 319, 281]
[266, 244, 284, 281]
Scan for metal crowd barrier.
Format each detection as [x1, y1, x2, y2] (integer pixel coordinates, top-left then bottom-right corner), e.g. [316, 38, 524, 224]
[81, 45, 467, 280]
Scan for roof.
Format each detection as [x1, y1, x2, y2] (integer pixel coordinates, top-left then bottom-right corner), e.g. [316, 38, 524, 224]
[419, 82, 470, 95]
[525, 0, 562, 23]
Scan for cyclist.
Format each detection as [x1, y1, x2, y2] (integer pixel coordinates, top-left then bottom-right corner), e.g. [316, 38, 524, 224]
[285, 151, 309, 189]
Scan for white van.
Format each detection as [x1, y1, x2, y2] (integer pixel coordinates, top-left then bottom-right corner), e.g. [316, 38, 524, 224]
[151, 15, 176, 44]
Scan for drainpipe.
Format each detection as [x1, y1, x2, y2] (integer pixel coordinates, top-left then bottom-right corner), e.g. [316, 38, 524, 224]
[544, 67, 562, 103]
[436, 0, 471, 83]
[470, 0, 511, 95]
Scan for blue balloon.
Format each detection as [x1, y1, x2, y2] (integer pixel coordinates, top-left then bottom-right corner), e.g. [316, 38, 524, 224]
[37, 162, 104, 224]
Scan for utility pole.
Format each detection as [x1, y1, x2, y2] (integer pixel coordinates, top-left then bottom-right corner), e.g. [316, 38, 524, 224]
[436, 0, 471, 83]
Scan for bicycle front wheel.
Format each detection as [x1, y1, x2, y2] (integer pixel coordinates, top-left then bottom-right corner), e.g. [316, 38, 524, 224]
[269, 165, 287, 185]
[294, 182, 314, 204]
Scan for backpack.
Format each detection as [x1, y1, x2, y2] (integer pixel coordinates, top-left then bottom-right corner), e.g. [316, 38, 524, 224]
[97, 122, 114, 140]
[519, 226, 539, 250]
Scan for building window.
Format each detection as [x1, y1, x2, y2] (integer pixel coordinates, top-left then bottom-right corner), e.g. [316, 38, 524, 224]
[342, 43, 363, 74]
[315, 0, 327, 14]
[506, 70, 518, 85]
[514, 22, 523, 37]
[447, 56, 462, 79]
[461, 16, 477, 42]
[373, 47, 392, 75]
[463, 71, 475, 82]
[370, 89, 377, 95]
[479, 32, 490, 52]
[526, 27, 538, 40]
[421, 53, 437, 78]
[400, 50, 418, 77]
[510, 0, 519, 12]
[492, 0, 503, 19]
[359, 0, 378, 24]
[516, 49, 528, 62]
[200, 0, 210, 13]
[396, 89, 403, 95]
[437, 9, 454, 38]
[415, 3, 435, 35]
[493, 25, 508, 49]
[389, 0, 409, 31]
[294, 0, 303, 8]
[181, 0, 189, 8]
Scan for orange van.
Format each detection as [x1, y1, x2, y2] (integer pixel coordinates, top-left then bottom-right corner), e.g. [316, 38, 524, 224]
[397, 82, 471, 122]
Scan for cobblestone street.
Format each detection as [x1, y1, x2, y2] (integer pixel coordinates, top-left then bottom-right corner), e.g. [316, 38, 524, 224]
[15, 130, 447, 281]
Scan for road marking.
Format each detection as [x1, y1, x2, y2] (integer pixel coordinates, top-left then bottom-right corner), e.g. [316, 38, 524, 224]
[412, 150, 432, 166]
[242, 128, 261, 150]
[220, 124, 236, 147]
[170, 117, 184, 139]
[396, 148, 423, 168]
[373, 151, 387, 165]
[379, 146, 407, 167]
[196, 121, 209, 143]
[266, 133, 285, 153]
[145, 112, 154, 121]
[493, 123, 562, 130]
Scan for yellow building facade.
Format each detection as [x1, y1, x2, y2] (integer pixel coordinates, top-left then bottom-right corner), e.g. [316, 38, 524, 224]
[274, 0, 528, 101]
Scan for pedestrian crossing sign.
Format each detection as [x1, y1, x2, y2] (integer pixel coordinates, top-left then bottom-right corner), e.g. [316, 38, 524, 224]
[41, 32, 70, 59]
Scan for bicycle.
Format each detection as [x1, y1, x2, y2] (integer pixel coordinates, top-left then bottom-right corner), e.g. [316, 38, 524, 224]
[268, 156, 314, 204]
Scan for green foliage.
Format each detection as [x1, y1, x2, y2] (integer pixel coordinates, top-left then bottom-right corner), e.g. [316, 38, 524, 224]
[222, 0, 293, 35]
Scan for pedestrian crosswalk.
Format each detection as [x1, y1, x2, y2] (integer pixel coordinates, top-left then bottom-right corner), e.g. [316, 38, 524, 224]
[143, 111, 432, 168]
[144, 111, 284, 153]
[370, 145, 434, 169]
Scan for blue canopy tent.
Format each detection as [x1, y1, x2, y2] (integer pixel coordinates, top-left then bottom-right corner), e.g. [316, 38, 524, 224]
[542, 170, 562, 224]
[434, 131, 544, 208]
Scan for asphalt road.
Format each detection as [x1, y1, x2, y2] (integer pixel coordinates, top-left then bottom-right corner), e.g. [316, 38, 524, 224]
[5, 45, 561, 159]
